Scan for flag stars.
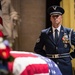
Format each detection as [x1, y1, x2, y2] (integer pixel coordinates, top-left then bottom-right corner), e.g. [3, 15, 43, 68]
[49, 63, 53, 67]
[46, 58, 51, 63]
[51, 70, 56, 74]
[54, 63, 58, 68]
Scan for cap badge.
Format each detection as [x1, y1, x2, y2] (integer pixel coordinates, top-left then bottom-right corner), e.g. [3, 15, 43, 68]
[52, 6, 57, 10]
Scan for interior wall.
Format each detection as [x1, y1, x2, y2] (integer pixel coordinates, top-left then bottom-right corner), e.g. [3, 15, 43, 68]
[12, 0, 46, 52]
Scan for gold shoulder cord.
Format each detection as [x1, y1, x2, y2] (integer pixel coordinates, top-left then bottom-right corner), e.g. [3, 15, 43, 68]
[69, 29, 75, 51]
[69, 29, 75, 59]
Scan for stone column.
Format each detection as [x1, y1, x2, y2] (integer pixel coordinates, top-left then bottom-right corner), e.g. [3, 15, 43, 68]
[19, 0, 46, 52]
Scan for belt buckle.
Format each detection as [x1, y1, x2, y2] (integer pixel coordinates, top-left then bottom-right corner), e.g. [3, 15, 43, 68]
[52, 54, 59, 58]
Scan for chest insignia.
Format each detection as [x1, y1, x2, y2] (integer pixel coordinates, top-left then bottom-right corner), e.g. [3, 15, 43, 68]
[62, 33, 69, 43]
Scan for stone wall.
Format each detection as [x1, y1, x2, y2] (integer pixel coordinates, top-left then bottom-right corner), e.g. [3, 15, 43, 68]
[12, 0, 46, 52]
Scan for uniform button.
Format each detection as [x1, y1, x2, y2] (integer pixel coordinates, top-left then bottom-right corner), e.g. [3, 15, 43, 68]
[57, 62, 59, 64]
[56, 47, 58, 50]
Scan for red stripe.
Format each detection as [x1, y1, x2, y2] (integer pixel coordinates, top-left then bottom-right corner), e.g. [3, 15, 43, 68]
[10, 53, 37, 58]
[21, 64, 49, 75]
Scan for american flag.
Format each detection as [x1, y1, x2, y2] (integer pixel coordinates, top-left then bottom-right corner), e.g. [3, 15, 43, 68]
[8, 51, 62, 75]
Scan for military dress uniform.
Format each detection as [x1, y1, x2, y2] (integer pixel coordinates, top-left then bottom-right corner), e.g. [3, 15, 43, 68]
[34, 26, 75, 75]
[34, 5, 75, 75]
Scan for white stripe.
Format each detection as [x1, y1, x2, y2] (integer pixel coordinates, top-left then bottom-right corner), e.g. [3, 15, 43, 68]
[13, 57, 47, 75]
[10, 51, 34, 54]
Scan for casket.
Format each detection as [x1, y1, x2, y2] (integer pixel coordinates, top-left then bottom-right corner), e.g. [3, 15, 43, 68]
[7, 51, 62, 75]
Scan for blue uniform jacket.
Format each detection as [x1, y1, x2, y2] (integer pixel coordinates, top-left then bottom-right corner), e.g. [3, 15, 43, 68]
[34, 25, 75, 75]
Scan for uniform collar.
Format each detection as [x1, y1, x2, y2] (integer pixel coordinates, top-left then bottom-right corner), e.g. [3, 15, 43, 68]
[52, 25, 61, 33]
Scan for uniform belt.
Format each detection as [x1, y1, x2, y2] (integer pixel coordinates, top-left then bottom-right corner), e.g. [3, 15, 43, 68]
[47, 53, 70, 58]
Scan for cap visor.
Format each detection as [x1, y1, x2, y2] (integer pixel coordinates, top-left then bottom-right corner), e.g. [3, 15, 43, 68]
[50, 12, 62, 15]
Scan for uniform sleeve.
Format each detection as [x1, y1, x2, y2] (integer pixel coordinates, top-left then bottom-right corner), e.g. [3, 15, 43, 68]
[34, 32, 46, 56]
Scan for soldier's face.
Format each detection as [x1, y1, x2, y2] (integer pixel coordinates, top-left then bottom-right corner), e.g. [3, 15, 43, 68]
[50, 14, 62, 28]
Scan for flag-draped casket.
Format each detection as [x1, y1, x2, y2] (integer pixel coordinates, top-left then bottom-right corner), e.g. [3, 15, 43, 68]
[8, 51, 62, 75]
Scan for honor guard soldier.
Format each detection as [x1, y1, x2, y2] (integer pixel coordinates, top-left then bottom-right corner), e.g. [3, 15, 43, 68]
[34, 5, 75, 75]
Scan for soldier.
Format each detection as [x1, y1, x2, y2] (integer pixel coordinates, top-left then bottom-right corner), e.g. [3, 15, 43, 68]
[34, 5, 75, 75]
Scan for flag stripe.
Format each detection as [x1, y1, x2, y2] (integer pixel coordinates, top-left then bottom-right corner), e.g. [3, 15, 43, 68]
[10, 51, 37, 58]
[21, 64, 49, 75]
[13, 57, 49, 75]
